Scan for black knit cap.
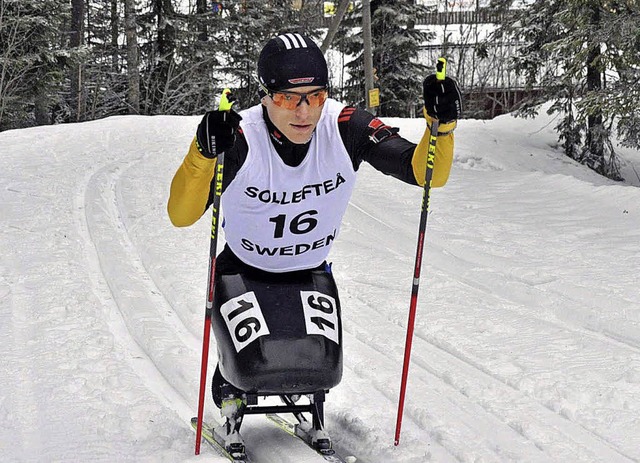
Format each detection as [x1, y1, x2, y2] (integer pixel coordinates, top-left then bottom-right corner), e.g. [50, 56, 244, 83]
[258, 33, 329, 92]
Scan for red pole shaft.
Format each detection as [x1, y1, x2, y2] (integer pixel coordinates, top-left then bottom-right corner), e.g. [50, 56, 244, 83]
[195, 314, 212, 454]
[394, 118, 439, 446]
[194, 154, 225, 455]
[394, 230, 425, 445]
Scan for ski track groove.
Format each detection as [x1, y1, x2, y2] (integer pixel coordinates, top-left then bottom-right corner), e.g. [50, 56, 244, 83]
[406, 323, 638, 462]
[339, 200, 636, 462]
[6, 284, 42, 460]
[349, 196, 640, 358]
[339, 307, 543, 462]
[114, 162, 206, 346]
[347, 194, 640, 367]
[430, 243, 640, 357]
[78, 158, 195, 421]
[340, 287, 635, 463]
[113, 155, 202, 353]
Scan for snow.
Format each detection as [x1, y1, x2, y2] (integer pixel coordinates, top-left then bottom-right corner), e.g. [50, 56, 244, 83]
[1, 107, 639, 462]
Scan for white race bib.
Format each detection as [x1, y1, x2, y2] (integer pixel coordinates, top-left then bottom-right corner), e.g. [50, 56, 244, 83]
[222, 99, 356, 272]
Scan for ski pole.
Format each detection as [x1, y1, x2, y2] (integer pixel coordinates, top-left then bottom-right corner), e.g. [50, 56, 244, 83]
[195, 88, 235, 455]
[394, 58, 447, 446]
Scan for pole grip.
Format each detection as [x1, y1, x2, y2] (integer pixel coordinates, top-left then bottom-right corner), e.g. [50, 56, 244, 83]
[218, 88, 234, 112]
[435, 58, 447, 81]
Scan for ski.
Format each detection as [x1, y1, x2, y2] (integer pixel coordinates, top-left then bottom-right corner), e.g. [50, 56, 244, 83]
[266, 413, 356, 463]
[191, 417, 251, 463]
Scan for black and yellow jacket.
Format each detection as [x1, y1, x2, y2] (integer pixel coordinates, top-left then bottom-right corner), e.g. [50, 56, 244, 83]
[168, 105, 455, 228]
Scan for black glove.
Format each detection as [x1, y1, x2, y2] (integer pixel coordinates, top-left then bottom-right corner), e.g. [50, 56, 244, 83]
[195, 109, 242, 159]
[422, 75, 462, 123]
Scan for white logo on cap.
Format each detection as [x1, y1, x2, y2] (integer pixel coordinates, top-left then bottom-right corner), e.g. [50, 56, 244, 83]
[278, 33, 308, 50]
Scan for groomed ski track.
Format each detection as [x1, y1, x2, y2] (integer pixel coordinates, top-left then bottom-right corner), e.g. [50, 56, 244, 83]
[2, 114, 640, 462]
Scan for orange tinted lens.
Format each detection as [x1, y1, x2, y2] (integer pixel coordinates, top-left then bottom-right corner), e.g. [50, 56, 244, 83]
[307, 90, 328, 107]
[271, 92, 302, 110]
[271, 89, 328, 110]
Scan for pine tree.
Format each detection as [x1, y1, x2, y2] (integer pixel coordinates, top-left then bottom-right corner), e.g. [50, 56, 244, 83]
[133, 0, 218, 114]
[492, 0, 640, 180]
[0, 0, 71, 129]
[164, 0, 224, 114]
[336, 0, 433, 116]
[589, 1, 640, 153]
[213, 0, 324, 108]
[81, 0, 128, 120]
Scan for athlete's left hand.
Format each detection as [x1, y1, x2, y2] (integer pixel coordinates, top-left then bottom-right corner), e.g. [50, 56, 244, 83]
[422, 75, 462, 123]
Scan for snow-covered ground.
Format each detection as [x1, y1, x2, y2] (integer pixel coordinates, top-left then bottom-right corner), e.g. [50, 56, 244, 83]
[1, 107, 639, 462]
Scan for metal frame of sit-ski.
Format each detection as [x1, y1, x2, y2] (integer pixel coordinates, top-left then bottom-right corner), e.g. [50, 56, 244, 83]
[244, 390, 331, 450]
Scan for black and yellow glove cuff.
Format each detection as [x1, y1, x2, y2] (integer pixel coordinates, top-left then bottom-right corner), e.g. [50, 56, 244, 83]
[424, 109, 457, 136]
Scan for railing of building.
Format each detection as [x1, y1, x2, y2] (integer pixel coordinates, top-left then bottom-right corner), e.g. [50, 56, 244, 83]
[320, 6, 508, 27]
[415, 8, 509, 25]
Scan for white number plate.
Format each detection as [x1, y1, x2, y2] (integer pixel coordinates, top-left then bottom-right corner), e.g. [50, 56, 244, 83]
[300, 290, 339, 345]
[220, 291, 270, 353]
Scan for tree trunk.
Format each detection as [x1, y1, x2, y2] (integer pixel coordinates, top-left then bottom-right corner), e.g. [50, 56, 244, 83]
[362, 0, 375, 112]
[34, 88, 51, 126]
[582, 3, 605, 174]
[125, 0, 140, 113]
[152, 0, 177, 112]
[69, 0, 85, 122]
[111, 0, 119, 73]
[197, 0, 208, 42]
[321, 0, 352, 52]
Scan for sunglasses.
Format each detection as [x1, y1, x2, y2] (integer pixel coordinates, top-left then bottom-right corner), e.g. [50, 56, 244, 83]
[262, 85, 328, 110]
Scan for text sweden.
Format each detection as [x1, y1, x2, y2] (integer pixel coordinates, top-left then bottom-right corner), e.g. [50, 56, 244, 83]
[239, 172, 347, 257]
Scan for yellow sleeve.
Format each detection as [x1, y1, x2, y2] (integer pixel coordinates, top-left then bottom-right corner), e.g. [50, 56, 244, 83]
[410, 110, 455, 188]
[167, 137, 216, 227]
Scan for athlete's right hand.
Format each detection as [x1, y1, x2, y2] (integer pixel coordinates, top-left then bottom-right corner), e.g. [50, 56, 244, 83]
[195, 104, 242, 159]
